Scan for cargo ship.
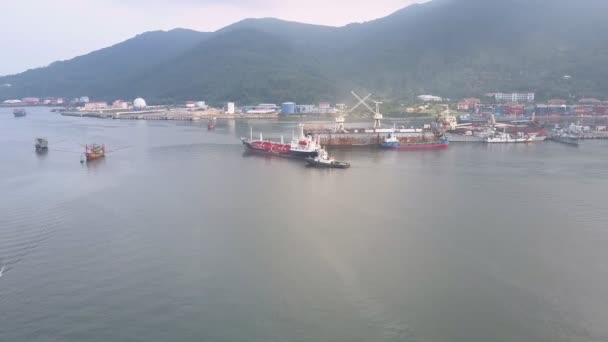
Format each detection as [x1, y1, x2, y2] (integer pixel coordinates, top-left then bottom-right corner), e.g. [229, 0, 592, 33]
[84, 144, 105, 161]
[242, 124, 320, 158]
[381, 134, 449, 149]
[13, 108, 26, 117]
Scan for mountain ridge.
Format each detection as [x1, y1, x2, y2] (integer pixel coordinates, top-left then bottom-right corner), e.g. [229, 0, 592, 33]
[2, 0, 608, 104]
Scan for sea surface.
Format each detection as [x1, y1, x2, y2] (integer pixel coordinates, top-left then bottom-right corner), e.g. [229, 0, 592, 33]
[1, 107, 608, 342]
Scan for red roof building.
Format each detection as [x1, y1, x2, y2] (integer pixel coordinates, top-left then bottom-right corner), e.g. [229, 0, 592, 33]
[457, 98, 481, 111]
[503, 102, 525, 116]
[593, 106, 608, 116]
[547, 98, 567, 106]
[579, 98, 602, 105]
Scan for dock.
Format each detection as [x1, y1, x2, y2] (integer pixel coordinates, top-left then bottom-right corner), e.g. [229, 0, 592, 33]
[61, 109, 279, 120]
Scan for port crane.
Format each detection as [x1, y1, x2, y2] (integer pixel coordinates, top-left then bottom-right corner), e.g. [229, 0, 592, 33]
[334, 91, 384, 132]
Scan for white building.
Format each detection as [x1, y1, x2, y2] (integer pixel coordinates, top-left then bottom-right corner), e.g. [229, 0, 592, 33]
[493, 92, 535, 102]
[83, 102, 108, 110]
[226, 102, 235, 114]
[417, 95, 443, 102]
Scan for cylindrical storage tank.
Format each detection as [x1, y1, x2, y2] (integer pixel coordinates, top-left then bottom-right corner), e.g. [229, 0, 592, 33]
[281, 102, 296, 115]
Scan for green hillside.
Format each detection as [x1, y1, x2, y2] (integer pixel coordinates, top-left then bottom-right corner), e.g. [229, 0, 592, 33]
[2, 0, 608, 104]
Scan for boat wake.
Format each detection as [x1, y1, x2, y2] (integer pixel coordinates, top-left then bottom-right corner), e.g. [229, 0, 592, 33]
[0, 203, 66, 279]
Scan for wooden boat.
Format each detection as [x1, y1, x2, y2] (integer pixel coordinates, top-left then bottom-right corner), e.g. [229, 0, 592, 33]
[84, 144, 105, 161]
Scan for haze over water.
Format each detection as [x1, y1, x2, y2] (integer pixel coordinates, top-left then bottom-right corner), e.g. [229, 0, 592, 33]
[1, 107, 608, 342]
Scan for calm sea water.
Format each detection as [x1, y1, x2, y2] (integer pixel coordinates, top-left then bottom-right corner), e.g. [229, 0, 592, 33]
[1, 107, 608, 342]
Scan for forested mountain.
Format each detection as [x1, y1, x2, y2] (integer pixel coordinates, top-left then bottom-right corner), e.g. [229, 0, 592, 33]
[2, 0, 608, 104]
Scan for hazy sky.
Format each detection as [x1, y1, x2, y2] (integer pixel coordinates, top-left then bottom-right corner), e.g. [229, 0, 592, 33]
[1, 0, 426, 76]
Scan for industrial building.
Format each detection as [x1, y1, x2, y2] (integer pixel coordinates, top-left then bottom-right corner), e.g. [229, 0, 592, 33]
[418, 95, 443, 102]
[226, 102, 236, 114]
[493, 92, 535, 102]
[296, 105, 315, 114]
[83, 102, 108, 111]
[457, 98, 481, 111]
[281, 102, 296, 115]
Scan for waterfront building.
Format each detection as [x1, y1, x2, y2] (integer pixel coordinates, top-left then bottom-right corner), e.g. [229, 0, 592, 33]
[502, 102, 525, 116]
[226, 102, 236, 114]
[579, 98, 602, 105]
[296, 105, 315, 114]
[112, 100, 129, 109]
[83, 102, 108, 110]
[418, 95, 443, 102]
[547, 98, 567, 106]
[457, 98, 481, 111]
[22, 97, 40, 104]
[493, 92, 535, 102]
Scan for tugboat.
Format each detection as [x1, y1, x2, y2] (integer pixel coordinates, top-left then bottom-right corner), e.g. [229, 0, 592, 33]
[84, 144, 105, 161]
[381, 134, 449, 150]
[35, 138, 48, 152]
[242, 124, 320, 158]
[306, 148, 350, 169]
[13, 108, 26, 117]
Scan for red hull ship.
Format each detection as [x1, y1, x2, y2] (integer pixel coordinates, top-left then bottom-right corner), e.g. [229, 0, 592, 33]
[242, 124, 320, 158]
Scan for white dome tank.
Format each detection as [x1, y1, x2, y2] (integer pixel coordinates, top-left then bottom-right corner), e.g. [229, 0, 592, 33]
[133, 98, 147, 109]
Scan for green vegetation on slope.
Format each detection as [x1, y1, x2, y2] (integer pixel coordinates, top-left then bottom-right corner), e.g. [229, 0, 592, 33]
[1, 0, 607, 104]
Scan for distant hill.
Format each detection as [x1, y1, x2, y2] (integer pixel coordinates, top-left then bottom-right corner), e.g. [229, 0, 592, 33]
[0, 29, 210, 100]
[2, 0, 608, 104]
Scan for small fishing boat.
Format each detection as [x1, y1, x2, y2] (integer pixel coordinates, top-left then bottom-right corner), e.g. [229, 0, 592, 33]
[13, 108, 26, 117]
[84, 144, 105, 161]
[306, 148, 350, 169]
[207, 117, 216, 130]
[35, 138, 48, 151]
